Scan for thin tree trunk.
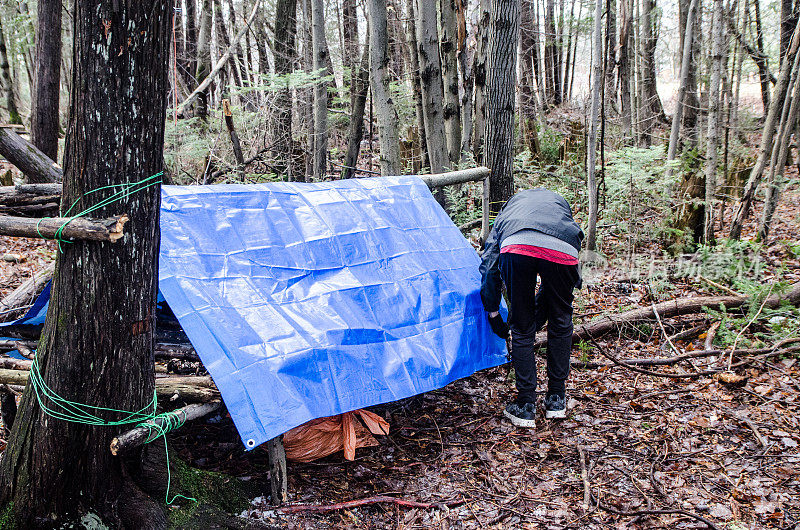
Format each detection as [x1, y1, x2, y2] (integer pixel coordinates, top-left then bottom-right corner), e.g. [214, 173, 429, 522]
[0, 1, 170, 526]
[273, 0, 298, 180]
[0, 18, 21, 125]
[406, 0, 429, 169]
[310, 0, 329, 180]
[730, 22, 800, 239]
[458, 0, 474, 157]
[666, 0, 698, 177]
[369, 0, 400, 175]
[183, 0, 198, 86]
[472, 0, 491, 161]
[485, 0, 519, 216]
[416, 0, 448, 173]
[30, 0, 62, 162]
[619, 0, 633, 135]
[586, 0, 604, 252]
[439, 0, 462, 164]
[752, 0, 770, 112]
[195, 0, 213, 120]
[704, 0, 724, 243]
[641, 0, 666, 124]
[343, 46, 370, 179]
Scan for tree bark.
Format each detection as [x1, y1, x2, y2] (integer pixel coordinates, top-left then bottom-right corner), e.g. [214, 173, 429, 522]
[273, 0, 299, 181]
[0, 214, 128, 241]
[439, 0, 462, 164]
[343, 46, 370, 180]
[585, 0, 604, 252]
[310, 0, 329, 180]
[0, 0, 170, 526]
[369, 0, 401, 175]
[0, 17, 21, 125]
[405, 0, 428, 170]
[0, 127, 62, 183]
[30, 0, 62, 163]
[484, 0, 519, 216]
[704, 0, 725, 243]
[195, 0, 213, 120]
[416, 0, 449, 173]
[471, 0, 491, 162]
[619, 0, 633, 135]
[640, 0, 666, 126]
[666, 0, 698, 177]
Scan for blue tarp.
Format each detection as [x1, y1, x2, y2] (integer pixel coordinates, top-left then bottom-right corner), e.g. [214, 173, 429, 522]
[4, 176, 507, 449]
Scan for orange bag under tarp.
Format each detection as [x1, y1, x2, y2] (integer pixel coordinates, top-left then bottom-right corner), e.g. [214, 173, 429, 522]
[282, 409, 390, 463]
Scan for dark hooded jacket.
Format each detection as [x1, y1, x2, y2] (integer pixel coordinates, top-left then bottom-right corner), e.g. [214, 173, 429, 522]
[479, 188, 583, 312]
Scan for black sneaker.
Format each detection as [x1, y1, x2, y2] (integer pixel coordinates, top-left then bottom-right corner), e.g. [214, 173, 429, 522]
[544, 393, 567, 419]
[503, 400, 537, 428]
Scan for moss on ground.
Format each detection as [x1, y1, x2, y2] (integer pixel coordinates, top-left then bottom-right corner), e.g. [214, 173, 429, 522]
[167, 459, 258, 529]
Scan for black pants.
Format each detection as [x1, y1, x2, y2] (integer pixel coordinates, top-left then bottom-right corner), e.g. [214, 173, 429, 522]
[500, 253, 580, 403]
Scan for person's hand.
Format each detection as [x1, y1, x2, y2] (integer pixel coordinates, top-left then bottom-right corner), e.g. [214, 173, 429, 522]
[487, 312, 509, 338]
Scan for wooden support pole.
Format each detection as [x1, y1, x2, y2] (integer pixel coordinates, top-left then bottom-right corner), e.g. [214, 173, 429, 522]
[267, 435, 288, 506]
[0, 214, 128, 241]
[109, 401, 222, 455]
[222, 99, 245, 177]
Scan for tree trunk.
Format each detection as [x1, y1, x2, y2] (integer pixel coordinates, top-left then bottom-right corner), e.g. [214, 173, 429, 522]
[310, 0, 329, 181]
[704, 0, 724, 243]
[439, 0, 462, 164]
[519, 0, 540, 155]
[416, 0, 448, 173]
[195, 0, 213, 120]
[752, 0, 770, 113]
[369, 0, 401, 175]
[181, 0, 198, 89]
[544, 0, 560, 105]
[759, 60, 800, 241]
[484, 0, 519, 216]
[343, 46, 370, 179]
[666, 0, 698, 177]
[30, 0, 62, 163]
[619, 0, 633, 135]
[457, 0, 473, 157]
[641, 0, 666, 125]
[273, 0, 298, 181]
[0, 1, 169, 526]
[0, 18, 21, 125]
[730, 22, 800, 239]
[471, 0, 491, 161]
[585, 0, 603, 252]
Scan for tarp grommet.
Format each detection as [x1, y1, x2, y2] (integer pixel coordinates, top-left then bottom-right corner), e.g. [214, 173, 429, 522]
[246, 439, 256, 448]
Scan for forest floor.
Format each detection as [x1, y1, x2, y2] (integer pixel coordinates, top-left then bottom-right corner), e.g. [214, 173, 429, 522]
[0, 172, 798, 529]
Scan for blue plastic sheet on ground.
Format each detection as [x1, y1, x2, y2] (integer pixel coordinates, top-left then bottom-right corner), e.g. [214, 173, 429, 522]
[159, 176, 507, 449]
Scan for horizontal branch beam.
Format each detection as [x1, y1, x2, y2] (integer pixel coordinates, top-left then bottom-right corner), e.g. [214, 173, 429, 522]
[0, 215, 129, 241]
[417, 166, 491, 188]
[0, 369, 220, 403]
[110, 401, 222, 455]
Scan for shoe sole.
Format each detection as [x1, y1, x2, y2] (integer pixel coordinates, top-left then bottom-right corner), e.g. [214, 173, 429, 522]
[503, 409, 536, 428]
[545, 409, 566, 419]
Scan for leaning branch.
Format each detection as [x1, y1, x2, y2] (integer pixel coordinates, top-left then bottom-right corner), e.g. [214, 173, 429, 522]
[0, 127, 62, 183]
[177, 3, 260, 116]
[0, 214, 129, 242]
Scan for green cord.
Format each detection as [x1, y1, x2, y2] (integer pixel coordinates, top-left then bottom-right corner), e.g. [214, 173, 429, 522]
[29, 355, 197, 505]
[28, 172, 196, 504]
[36, 173, 164, 252]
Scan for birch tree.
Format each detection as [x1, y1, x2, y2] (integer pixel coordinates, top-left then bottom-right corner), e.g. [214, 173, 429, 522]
[369, 0, 401, 175]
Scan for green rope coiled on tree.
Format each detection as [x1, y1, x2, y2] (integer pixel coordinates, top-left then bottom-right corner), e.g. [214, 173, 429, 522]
[36, 172, 163, 251]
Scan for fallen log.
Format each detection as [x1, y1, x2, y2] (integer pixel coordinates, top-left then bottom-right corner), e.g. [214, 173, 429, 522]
[0, 127, 62, 183]
[0, 262, 55, 317]
[110, 401, 222, 455]
[536, 282, 800, 348]
[0, 369, 220, 403]
[0, 214, 128, 241]
[154, 342, 200, 361]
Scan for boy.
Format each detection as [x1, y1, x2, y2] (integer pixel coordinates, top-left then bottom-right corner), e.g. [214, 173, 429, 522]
[479, 189, 583, 428]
